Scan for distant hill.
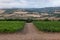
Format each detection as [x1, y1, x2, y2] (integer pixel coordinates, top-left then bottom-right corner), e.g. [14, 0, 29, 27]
[23, 7, 60, 13]
[1, 7, 60, 14]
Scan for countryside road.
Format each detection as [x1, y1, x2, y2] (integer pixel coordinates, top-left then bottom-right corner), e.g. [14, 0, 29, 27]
[0, 23, 60, 40]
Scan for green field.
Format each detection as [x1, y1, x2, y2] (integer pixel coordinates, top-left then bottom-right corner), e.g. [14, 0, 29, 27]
[33, 21, 60, 32]
[0, 21, 25, 33]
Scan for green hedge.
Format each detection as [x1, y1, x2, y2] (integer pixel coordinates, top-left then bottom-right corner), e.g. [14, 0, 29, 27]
[0, 19, 27, 21]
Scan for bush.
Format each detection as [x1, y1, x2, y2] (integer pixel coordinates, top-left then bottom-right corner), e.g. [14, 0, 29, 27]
[58, 19, 60, 21]
[44, 18, 49, 21]
[26, 18, 33, 23]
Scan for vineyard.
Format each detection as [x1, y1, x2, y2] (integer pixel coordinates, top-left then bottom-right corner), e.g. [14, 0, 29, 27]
[0, 21, 25, 33]
[33, 21, 60, 32]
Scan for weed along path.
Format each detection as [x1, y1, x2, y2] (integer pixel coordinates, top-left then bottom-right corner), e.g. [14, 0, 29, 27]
[0, 23, 60, 40]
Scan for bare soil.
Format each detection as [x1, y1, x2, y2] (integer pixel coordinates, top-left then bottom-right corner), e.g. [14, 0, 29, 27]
[0, 23, 60, 40]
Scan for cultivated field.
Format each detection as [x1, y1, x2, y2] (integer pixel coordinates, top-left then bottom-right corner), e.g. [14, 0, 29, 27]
[33, 21, 60, 32]
[0, 21, 25, 33]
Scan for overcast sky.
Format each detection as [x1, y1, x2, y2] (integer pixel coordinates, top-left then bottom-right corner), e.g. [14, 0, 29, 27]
[0, 0, 60, 8]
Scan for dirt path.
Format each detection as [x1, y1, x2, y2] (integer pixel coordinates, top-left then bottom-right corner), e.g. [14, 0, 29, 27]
[0, 23, 60, 40]
[23, 23, 38, 34]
